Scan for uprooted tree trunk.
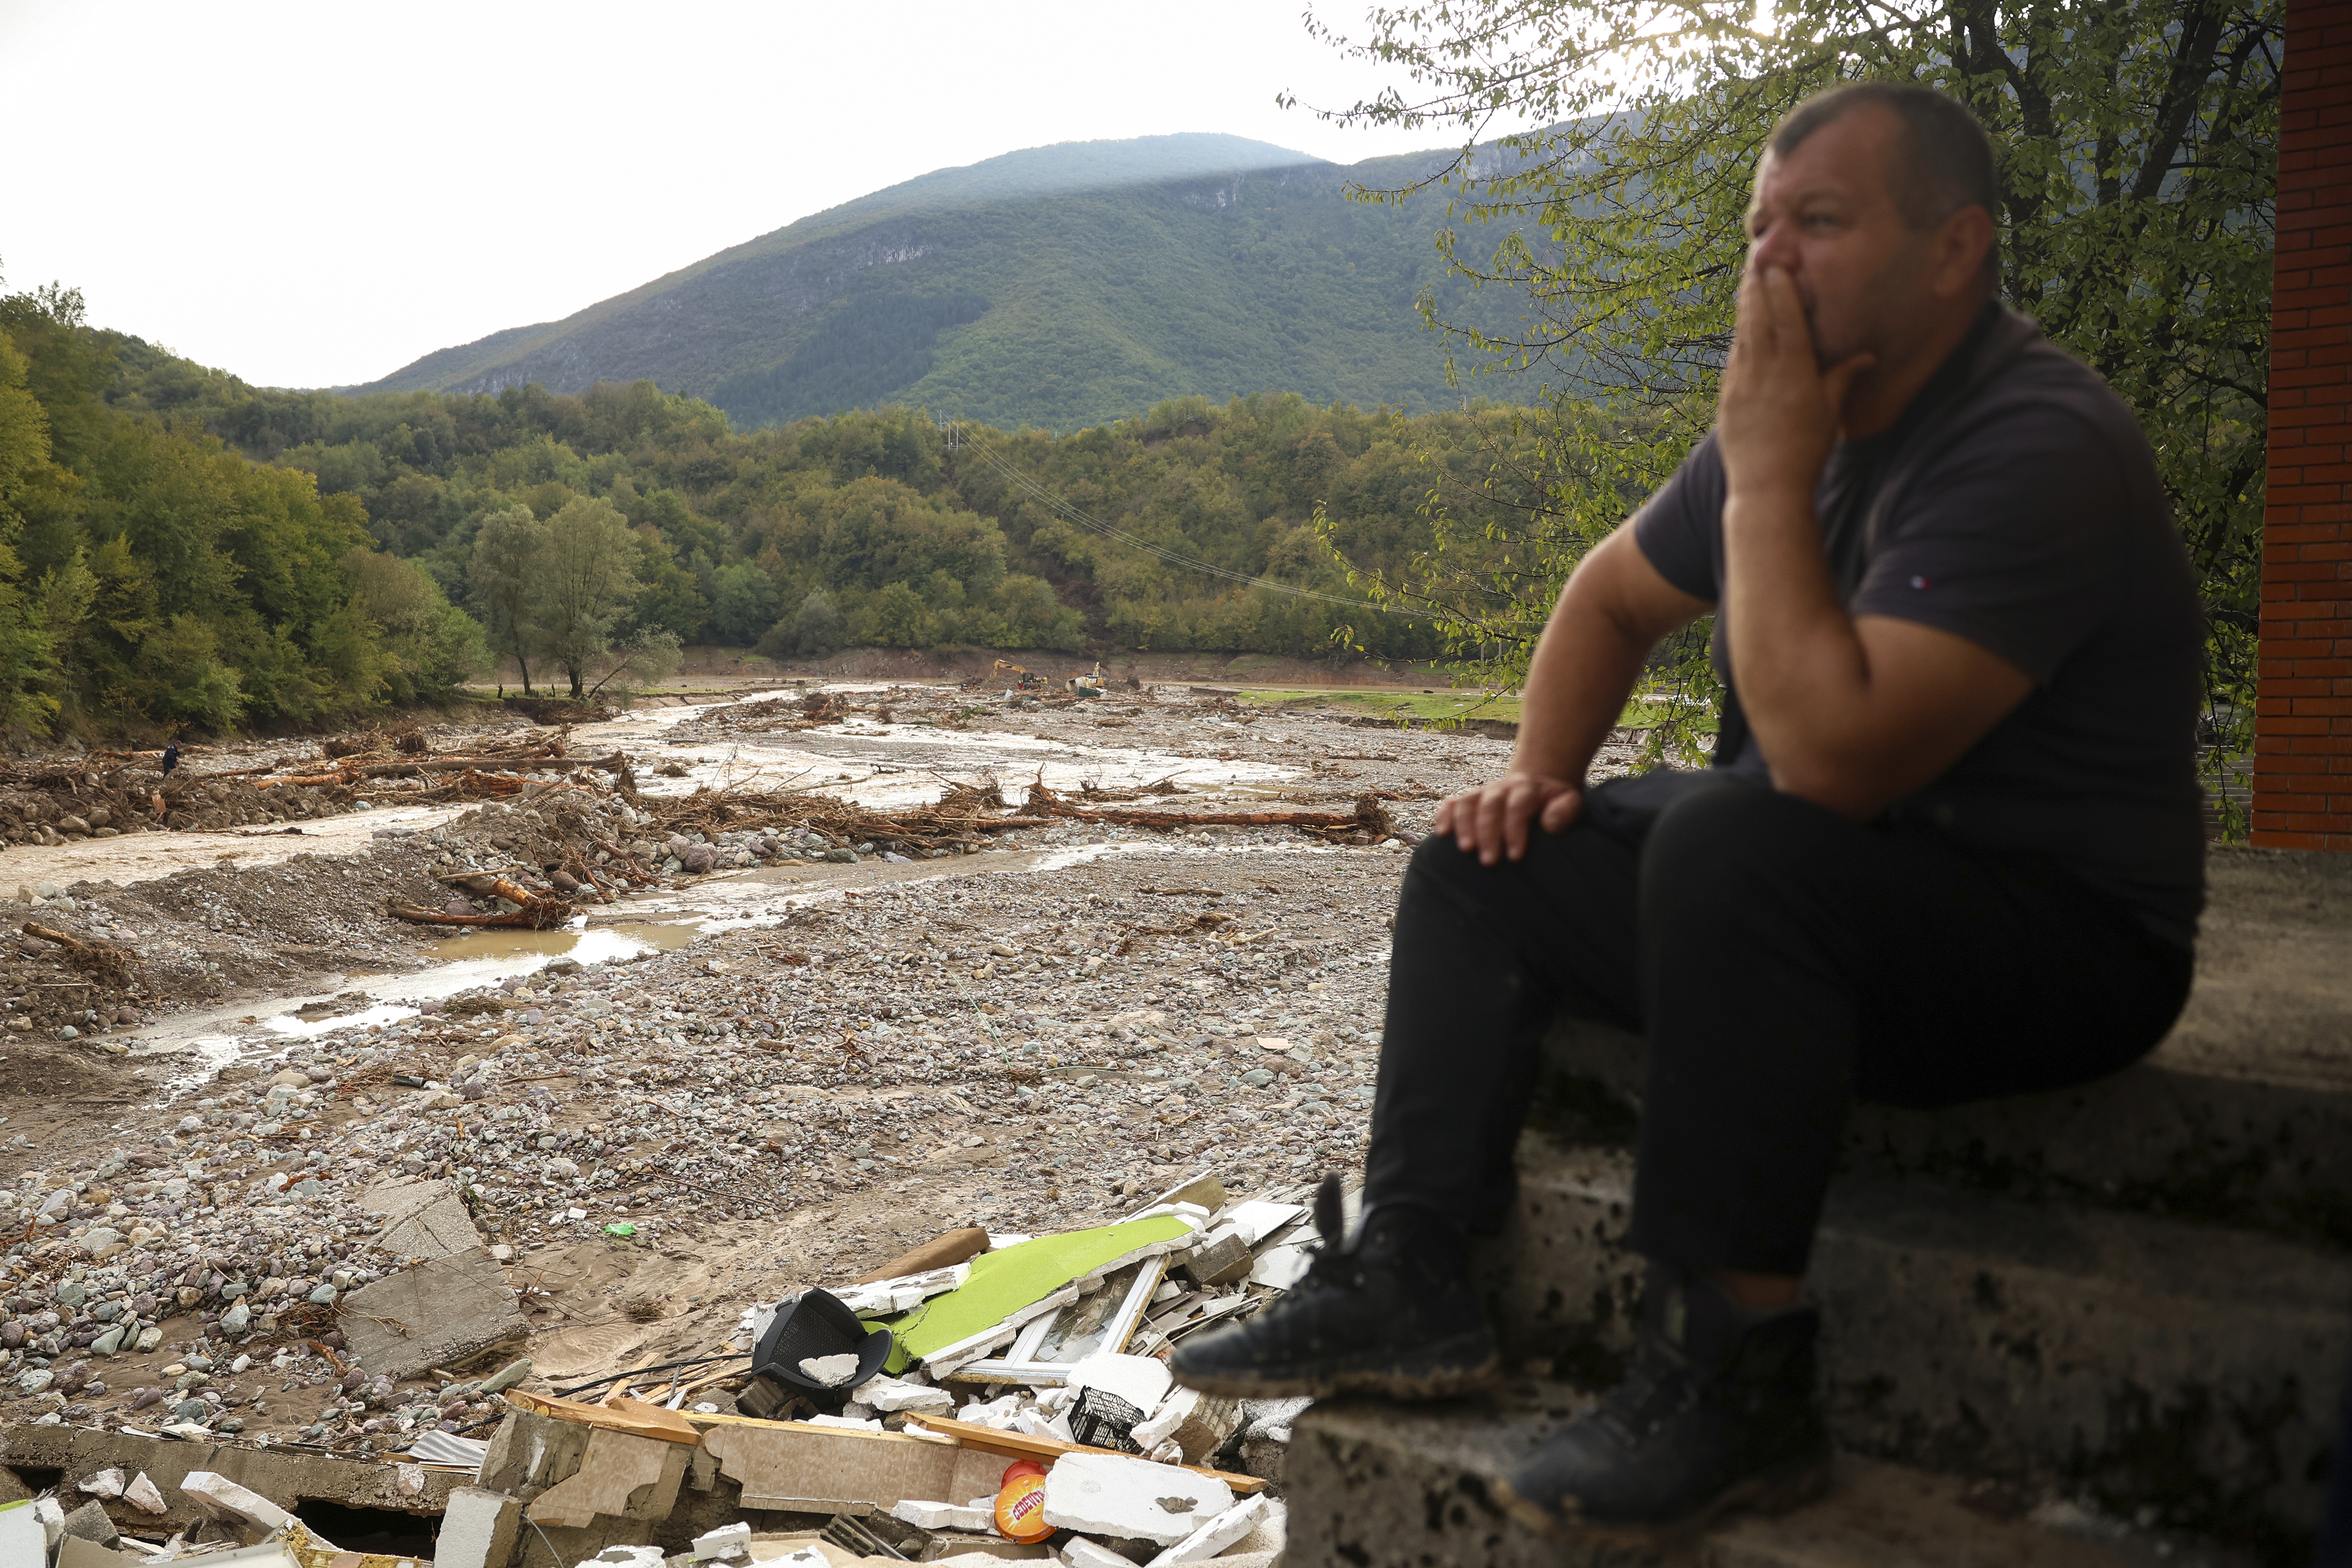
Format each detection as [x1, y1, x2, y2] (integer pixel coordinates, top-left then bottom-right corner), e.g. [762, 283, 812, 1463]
[385, 873, 576, 931]
[1023, 783, 1395, 842]
[22, 921, 144, 987]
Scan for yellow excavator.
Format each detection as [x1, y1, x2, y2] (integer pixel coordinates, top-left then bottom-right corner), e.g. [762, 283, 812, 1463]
[989, 659, 1048, 691]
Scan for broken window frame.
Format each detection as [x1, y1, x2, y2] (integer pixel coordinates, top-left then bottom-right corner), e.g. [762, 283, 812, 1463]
[950, 1255, 1168, 1387]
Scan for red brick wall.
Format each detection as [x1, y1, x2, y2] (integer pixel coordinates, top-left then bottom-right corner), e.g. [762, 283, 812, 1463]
[2255, 0, 2352, 849]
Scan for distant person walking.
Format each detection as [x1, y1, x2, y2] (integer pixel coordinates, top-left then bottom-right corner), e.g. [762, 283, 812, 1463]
[159, 742, 179, 777]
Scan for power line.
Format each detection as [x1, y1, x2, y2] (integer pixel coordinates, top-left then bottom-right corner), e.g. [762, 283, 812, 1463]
[944, 422, 1428, 617]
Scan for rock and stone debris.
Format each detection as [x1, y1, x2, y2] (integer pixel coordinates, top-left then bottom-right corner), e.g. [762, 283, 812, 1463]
[0, 683, 1645, 1470]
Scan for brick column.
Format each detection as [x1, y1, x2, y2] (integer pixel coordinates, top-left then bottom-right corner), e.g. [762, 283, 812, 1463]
[2254, 0, 2352, 849]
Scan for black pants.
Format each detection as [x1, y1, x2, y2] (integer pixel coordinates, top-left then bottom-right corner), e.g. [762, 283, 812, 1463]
[1362, 773, 2194, 1276]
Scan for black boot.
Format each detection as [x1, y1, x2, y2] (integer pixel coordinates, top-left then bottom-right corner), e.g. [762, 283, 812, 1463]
[1494, 1265, 1831, 1543]
[1170, 1175, 1499, 1400]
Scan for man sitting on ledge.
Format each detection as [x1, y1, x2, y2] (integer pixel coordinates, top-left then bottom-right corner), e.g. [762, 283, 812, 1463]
[1170, 81, 2204, 1542]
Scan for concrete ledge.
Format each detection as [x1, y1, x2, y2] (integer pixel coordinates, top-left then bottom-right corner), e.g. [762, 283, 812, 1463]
[1474, 1139, 2350, 1550]
[0, 1424, 462, 1530]
[1534, 847, 2352, 1249]
[1285, 1386, 2196, 1568]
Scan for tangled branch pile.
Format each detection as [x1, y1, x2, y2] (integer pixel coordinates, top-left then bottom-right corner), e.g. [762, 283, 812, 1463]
[641, 779, 1041, 857]
[1023, 783, 1395, 843]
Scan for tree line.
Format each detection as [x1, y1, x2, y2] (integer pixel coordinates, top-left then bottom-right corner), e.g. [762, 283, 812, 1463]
[0, 276, 1572, 731]
[95, 342, 1571, 683]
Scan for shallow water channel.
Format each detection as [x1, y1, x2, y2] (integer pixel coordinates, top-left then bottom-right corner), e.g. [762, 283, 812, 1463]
[126, 684, 1347, 1093]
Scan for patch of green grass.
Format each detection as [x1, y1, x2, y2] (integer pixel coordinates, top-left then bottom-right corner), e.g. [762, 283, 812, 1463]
[1230, 687, 1713, 733]
[1232, 687, 1525, 725]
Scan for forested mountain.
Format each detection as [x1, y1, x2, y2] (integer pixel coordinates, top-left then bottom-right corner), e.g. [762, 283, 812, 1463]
[125, 346, 1558, 677]
[347, 133, 1531, 434]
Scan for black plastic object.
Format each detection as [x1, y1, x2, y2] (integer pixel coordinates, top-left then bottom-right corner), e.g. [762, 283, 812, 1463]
[1066, 1386, 1146, 1453]
[751, 1288, 894, 1400]
[734, 1377, 815, 1422]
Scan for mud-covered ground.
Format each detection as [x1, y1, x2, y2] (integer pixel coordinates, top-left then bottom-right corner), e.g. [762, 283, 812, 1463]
[0, 683, 1643, 1459]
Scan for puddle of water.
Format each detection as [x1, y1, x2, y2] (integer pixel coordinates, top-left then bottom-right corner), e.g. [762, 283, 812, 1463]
[131, 924, 703, 1094]
[424, 922, 700, 963]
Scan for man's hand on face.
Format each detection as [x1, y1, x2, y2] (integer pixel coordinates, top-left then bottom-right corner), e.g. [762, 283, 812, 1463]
[1434, 773, 1584, 866]
[1716, 264, 1876, 501]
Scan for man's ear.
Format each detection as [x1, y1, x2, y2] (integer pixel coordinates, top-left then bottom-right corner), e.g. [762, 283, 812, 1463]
[1932, 205, 1997, 299]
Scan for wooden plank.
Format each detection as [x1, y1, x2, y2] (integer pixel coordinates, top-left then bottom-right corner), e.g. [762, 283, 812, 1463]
[503, 1388, 701, 1446]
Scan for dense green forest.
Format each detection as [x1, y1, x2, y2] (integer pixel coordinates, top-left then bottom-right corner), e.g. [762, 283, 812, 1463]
[0, 267, 1558, 733]
[0, 279, 486, 736]
[351, 132, 1534, 435]
[162, 358, 1552, 672]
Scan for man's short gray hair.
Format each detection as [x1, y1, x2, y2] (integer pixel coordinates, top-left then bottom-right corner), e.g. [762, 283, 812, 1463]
[1772, 82, 2002, 275]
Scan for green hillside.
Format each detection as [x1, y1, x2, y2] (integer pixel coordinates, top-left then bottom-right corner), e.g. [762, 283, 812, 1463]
[349, 133, 1529, 433]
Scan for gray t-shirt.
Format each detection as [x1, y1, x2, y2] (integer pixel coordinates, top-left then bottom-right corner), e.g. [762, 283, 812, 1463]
[1631, 305, 2206, 948]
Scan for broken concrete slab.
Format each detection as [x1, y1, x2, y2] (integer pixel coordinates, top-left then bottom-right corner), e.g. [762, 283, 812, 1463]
[58, 1502, 117, 1549]
[182, 1471, 298, 1533]
[437, 1489, 525, 1568]
[686, 1522, 751, 1561]
[122, 1474, 166, 1515]
[1057, 1539, 1132, 1568]
[1169, 1398, 1242, 1469]
[0, 1500, 44, 1568]
[889, 1500, 992, 1533]
[526, 1429, 692, 1530]
[854, 1375, 955, 1415]
[338, 1245, 530, 1382]
[1037, 1453, 1233, 1547]
[362, 1176, 489, 1260]
[482, 1407, 601, 1499]
[694, 1417, 1000, 1515]
[1171, 1230, 1249, 1289]
[55, 1537, 146, 1568]
[1145, 1493, 1269, 1566]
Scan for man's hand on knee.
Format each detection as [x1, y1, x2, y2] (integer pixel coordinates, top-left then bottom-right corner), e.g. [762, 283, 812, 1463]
[1434, 773, 1583, 865]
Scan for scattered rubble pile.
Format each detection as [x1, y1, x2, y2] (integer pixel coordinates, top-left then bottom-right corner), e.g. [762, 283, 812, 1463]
[0, 1168, 1322, 1568]
[0, 759, 360, 845]
[0, 726, 634, 854]
[0, 683, 1591, 1568]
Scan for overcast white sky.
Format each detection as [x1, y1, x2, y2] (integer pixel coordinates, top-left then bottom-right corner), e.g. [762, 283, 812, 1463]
[0, 0, 1474, 390]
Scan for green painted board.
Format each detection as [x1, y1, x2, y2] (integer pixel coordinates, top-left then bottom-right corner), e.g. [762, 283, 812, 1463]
[881, 1215, 1191, 1372]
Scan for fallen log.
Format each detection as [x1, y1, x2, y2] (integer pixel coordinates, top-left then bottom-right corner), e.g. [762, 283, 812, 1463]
[436, 872, 567, 911]
[359, 750, 624, 777]
[386, 899, 561, 930]
[1023, 783, 1394, 840]
[256, 751, 624, 785]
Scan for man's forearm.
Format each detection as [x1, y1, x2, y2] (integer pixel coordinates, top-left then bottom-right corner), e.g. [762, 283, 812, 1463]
[1720, 487, 1874, 800]
[1514, 564, 1659, 784]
